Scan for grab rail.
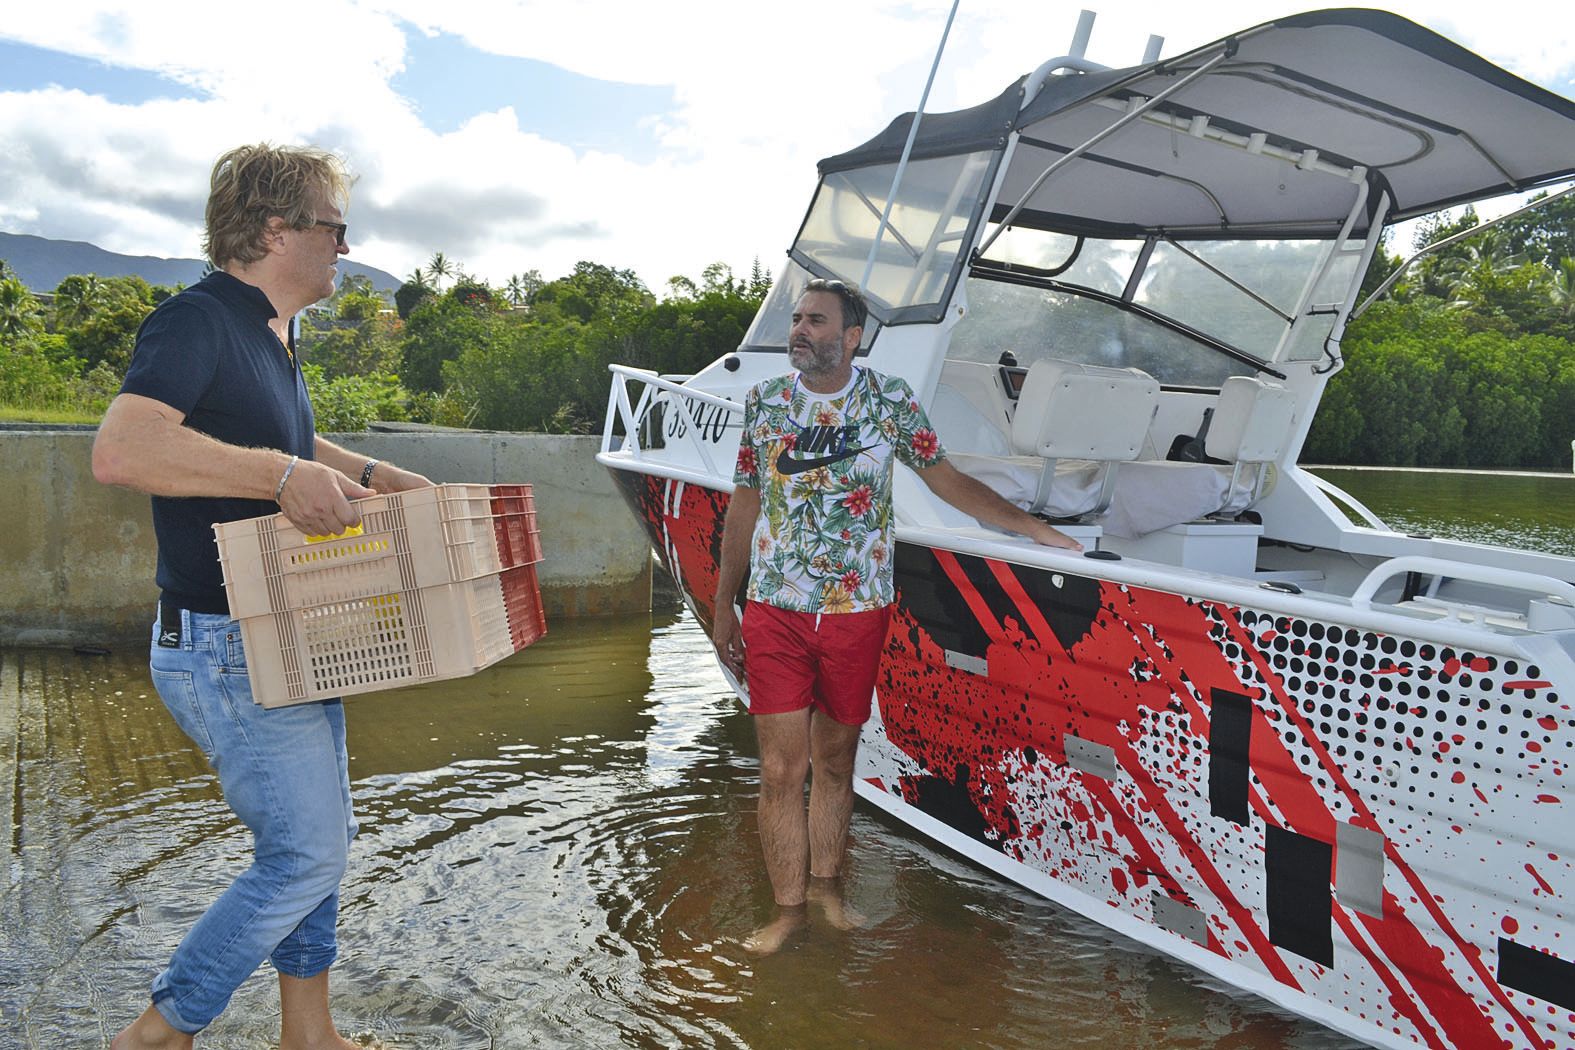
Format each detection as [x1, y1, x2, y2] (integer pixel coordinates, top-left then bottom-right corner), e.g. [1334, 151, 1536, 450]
[1351, 555, 1575, 609]
[600, 364, 742, 476]
[1307, 472, 1389, 531]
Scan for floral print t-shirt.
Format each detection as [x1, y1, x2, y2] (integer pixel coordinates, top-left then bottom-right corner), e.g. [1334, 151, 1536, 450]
[733, 366, 946, 613]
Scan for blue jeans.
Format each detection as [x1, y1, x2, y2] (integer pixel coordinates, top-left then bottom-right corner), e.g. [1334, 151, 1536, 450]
[146, 607, 357, 1034]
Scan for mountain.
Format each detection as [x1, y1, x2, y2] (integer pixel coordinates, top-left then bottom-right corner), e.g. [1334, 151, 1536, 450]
[0, 232, 402, 294]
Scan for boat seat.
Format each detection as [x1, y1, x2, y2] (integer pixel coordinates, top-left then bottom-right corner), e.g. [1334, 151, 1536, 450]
[1004, 358, 1160, 518]
[946, 370, 1298, 539]
[1205, 375, 1298, 506]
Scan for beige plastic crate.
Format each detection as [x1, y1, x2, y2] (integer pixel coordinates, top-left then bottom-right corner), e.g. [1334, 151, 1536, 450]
[216, 484, 541, 620]
[214, 484, 547, 708]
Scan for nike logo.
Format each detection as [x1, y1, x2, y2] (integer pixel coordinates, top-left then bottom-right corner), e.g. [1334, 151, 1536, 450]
[775, 445, 876, 475]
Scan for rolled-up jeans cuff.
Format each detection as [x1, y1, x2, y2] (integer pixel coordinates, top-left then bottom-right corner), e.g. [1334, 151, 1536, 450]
[150, 984, 203, 1036]
[272, 945, 338, 979]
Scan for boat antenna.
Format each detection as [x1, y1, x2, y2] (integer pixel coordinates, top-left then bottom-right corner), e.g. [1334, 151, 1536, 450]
[859, 0, 962, 294]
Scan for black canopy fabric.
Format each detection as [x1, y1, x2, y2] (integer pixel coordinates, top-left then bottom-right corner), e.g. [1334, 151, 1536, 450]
[818, 9, 1575, 239]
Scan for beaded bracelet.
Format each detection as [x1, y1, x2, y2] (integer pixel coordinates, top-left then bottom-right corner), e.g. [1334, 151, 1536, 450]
[360, 459, 380, 487]
[275, 454, 300, 502]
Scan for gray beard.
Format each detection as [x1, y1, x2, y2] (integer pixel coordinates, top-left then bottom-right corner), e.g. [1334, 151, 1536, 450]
[791, 344, 843, 378]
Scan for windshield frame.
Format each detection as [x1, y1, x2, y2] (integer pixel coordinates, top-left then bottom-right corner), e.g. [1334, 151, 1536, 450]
[787, 144, 1008, 327]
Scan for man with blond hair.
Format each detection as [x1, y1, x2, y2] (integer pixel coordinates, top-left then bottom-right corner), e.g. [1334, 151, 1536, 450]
[94, 143, 429, 1049]
[713, 278, 1081, 954]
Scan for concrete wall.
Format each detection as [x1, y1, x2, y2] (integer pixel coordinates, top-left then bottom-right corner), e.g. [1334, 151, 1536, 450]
[0, 428, 650, 648]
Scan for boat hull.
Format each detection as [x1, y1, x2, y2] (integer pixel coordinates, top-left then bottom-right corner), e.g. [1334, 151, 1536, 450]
[608, 463, 1575, 1050]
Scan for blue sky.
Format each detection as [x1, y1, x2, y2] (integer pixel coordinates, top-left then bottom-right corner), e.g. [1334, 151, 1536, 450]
[0, 1, 1570, 292]
[0, 39, 205, 105]
[392, 29, 674, 161]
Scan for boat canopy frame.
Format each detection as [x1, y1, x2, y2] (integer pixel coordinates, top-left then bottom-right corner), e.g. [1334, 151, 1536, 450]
[795, 8, 1575, 338]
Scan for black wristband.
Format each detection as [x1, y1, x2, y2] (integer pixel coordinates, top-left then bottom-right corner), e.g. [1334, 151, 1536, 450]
[360, 459, 379, 487]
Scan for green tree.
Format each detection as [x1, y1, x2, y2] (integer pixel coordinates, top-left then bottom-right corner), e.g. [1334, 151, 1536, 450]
[1496, 191, 1575, 266]
[302, 363, 412, 431]
[531, 261, 653, 324]
[297, 274, 402, 378]
[447, 277, 494, 309]
[401, 294, 499, 394]
[395, 272, 436, 320]
[63, 275, 157, 373]
[52, 273, 103, 329]
[0, 277, 44, 339]
[748, 256, 774, 299]
[427, 252, 454, 292]
[504, 270, 543, 308]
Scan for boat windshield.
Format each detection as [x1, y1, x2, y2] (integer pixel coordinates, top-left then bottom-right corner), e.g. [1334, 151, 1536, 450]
[793, 150, 996, 321]
[951, 224, 1359, 387]
[739, 260, 880, 353]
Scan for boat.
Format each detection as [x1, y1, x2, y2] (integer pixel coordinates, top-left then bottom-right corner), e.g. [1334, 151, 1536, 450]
[597, 10, 1575, 1048]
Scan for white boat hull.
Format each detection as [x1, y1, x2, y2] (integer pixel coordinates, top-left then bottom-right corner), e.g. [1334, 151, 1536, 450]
[607, 464, 1575, 1050]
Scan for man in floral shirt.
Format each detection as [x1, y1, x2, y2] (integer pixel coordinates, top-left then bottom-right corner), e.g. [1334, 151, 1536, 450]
[713, 278, 1081, 954]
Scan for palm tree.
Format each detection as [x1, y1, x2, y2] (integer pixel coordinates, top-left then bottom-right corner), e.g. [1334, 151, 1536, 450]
[53, 273, 102, 328]
[0, 277, 44, 339]
[428, 252, 453, 293]
[1549, 257, 1575, 317]
[1440, 230, 1521, 312]
[407, 266, 430, 291]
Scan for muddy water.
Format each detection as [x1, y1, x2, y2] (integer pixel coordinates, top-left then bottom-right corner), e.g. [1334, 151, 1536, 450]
[2, 611, 1357, 1049]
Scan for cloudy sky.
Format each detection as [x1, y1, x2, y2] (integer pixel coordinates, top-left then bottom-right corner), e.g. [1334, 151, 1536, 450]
[1, 1, 1571, 293]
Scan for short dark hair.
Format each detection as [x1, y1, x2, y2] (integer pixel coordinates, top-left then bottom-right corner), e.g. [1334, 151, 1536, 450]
[803, 278, 868, 331]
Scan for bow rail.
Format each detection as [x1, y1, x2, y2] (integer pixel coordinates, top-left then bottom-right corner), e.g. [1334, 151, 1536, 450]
[600, 365, 743, 477]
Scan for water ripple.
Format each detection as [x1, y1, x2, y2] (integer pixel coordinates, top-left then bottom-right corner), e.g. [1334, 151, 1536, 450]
[3, 613, 1357, 1049]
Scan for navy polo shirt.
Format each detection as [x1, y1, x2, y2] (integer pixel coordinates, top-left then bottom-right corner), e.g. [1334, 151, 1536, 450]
[120, 271, 316, 614]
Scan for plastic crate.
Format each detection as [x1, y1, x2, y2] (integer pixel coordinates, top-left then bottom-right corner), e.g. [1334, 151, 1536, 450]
[213, 483, 547, 708]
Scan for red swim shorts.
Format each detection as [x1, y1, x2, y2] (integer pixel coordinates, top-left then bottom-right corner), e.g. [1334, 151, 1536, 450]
[740, 599, 894, 725]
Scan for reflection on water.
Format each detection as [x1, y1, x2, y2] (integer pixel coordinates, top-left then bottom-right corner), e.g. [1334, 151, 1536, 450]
[2, 611, 1356, 1049]
[1311, 468, 1575, 556]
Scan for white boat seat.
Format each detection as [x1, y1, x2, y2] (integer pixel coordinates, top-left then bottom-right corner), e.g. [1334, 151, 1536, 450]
[1007, 359, 1159, 518]
[1205, 375, 1298, 505]
[947, 455, 1260, 538]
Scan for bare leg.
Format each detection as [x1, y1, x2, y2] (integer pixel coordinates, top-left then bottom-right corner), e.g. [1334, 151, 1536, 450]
[744, 709, 813, 954]
[805, 711, 866, 930]
[807, 710, 861, 879]
[110, 1007, 193, 1050]
[279, 969, 365, 1050]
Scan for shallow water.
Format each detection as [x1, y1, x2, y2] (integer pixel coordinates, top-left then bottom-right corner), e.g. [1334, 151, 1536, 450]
[1309, 467, 1574, 556]
[1, 610, 1360, 1049]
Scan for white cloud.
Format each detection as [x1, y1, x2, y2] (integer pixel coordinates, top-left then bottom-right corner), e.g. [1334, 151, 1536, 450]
[0, 0, 1570, 291]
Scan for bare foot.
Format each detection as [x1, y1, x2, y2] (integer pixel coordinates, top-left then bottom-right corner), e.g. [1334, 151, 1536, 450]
[742, 904, 807, 955]
[281, 1034, 381, 1050]
[807, 876, 866, 931]
[110, 1006, 193, 1050]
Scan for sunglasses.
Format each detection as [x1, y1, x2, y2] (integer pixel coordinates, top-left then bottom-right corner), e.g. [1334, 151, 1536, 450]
[312, 219, 348, 247]
[804, 278, 868, 329]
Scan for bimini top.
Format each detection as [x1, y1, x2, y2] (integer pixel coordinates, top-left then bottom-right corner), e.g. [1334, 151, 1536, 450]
[819, 9, 1575, 239]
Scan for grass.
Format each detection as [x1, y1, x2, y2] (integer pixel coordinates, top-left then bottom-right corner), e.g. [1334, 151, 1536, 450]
[0, 403, 103, 425]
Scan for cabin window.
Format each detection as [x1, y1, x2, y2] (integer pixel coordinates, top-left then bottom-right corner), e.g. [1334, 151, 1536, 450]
[1134, 239, 1346, 359]
[949, 276, 1256, 388]
[795, 151, 994, 318]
